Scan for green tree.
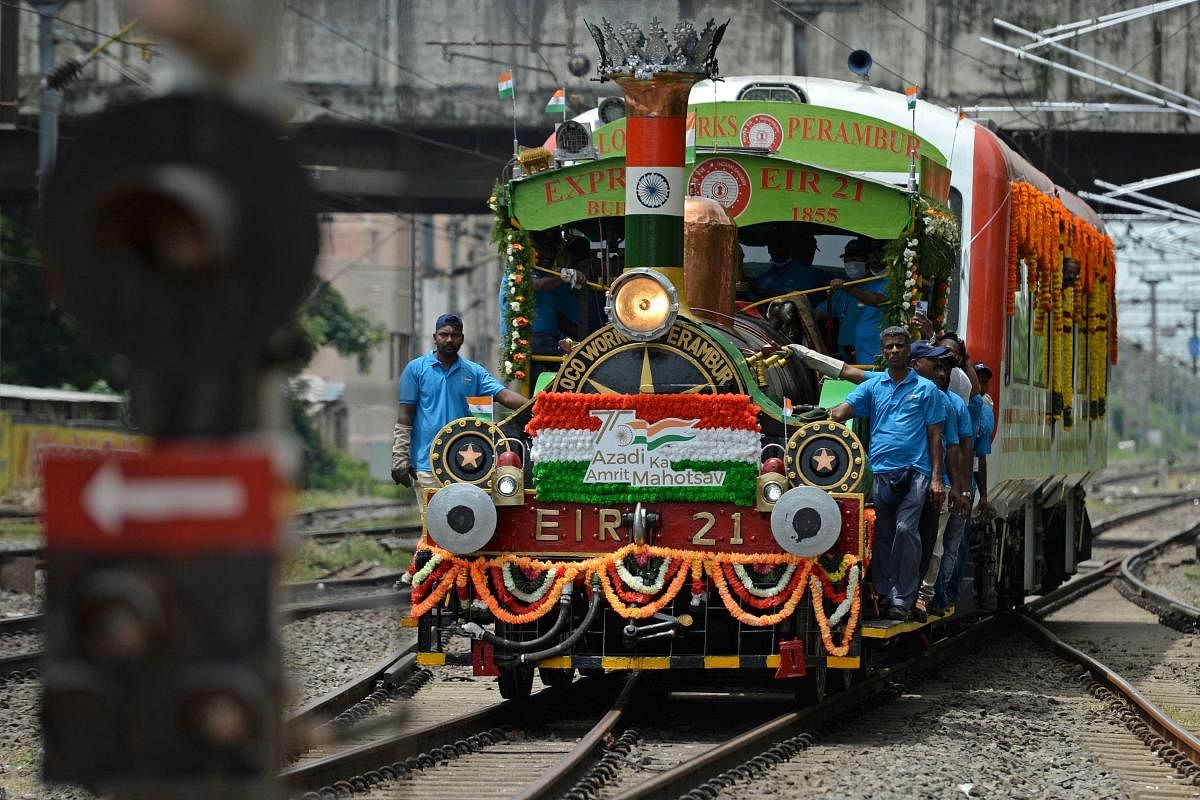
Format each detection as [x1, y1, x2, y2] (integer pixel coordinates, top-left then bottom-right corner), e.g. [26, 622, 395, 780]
[1, 213, 110, 389]
[289, 279, 387, 490]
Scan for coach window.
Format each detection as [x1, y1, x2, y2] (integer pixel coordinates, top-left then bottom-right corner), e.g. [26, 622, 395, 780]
[737, 83, 806, 103]
[1006, 260, 1031, 385]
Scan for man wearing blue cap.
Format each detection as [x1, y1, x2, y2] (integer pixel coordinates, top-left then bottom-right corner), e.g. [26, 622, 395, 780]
[392, 313, 527, 507]
[829, 327, 947, 621]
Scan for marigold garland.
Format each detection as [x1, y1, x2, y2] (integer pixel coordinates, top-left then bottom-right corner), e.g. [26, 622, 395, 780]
[1007, 181, 1117, 420]
[413, 542, 863, 656]
[490, 181, 534, 383]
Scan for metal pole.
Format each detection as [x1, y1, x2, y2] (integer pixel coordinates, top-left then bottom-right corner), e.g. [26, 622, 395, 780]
[1144, 277, 1163, 446]
[29, 1, 67, 200]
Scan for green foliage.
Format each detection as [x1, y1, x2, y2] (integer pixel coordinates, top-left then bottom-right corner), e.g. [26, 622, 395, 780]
[296, 281, 387, 372]
[0, 214, 110, 389]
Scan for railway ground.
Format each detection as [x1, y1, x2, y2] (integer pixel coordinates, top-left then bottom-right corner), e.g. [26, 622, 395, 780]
[2, 489, 1199, 798]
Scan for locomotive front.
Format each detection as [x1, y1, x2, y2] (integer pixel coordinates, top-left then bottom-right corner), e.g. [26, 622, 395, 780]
[406, 17, 868, 699]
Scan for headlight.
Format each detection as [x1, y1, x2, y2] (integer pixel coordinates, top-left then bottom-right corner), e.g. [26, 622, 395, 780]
[606, 268, 679, 341]
[763, 481, 784, 503]
[495, 474, 519, 497]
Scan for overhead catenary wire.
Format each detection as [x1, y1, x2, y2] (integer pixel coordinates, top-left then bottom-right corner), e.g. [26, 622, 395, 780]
[767, 0, 916, 88]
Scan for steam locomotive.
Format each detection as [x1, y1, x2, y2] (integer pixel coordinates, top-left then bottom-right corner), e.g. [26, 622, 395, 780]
[404, 18, 1116, 701]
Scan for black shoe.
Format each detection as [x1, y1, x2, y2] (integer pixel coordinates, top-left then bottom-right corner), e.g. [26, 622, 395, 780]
[910, 605, 928, 623]
[884, 606, 909, 621]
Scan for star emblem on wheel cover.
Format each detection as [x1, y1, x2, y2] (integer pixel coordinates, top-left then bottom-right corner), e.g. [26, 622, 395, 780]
[458, 444, 484, 469]
[810, 447, 837, 474]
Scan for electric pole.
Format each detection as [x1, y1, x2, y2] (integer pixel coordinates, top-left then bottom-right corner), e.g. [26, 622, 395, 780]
[1187, 299, 1200, 376]
[28, 0, 67, 200]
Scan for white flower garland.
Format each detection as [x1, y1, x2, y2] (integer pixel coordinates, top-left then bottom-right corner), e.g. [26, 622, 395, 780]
[412, 553, 444, 588]
[731, 562, 798, 599]
[827, 564, 860, 627]
[501, 562, 556, 604]
[615, 556, 671, 595]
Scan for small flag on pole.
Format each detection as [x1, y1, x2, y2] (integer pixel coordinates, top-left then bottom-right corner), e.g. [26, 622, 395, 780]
[497, 71, 514, 99]
[783, 398, 794, 418]
[467, 395, 495, 422]
[904, 84, 919, 111]
[544, 88, 566, 114]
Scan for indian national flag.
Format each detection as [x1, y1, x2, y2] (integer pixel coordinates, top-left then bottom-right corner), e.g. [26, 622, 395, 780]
[497, 71, 514, 99]
[527, 393, 762, 505]
[467, 395, 494, 422]
[544, 88, 565, 114]
[904, 84, 919, 110]
[783, 398, 794, 418]
[627, 418, 698, 451]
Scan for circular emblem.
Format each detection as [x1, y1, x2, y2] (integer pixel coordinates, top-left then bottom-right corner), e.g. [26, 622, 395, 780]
[429, 417, 512, 488]
[688, 157, 752, 219]
[635, 171, 671, 209]
[740, 114, 783, 150]
[785, 421, 864, 493]
[426, 483, 497, 554]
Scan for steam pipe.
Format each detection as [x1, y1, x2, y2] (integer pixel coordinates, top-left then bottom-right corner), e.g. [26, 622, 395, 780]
[513, 574, 603, 665]
[458, 582, 574, 653]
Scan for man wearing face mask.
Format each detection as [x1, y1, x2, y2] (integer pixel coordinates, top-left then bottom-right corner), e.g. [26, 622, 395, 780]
[828, 238, 889, 365]
[754, 229, 822, 299]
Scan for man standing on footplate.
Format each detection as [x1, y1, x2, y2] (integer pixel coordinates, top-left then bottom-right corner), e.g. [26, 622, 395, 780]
[830, 327, 946, 621]
[392, 313, 527, 509]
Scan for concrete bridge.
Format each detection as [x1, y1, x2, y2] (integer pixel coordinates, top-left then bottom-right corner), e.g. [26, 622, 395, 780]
[2, 0, 1198, 211]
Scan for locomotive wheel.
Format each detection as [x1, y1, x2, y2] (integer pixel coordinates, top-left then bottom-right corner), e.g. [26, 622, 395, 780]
[498, 664, 534, 700]
[794, 664, 827, 705]
[538, 666, 576, 690]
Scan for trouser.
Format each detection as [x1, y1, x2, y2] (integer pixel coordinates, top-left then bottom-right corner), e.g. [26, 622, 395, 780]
[414, 470, 442, 514]
[869, 467, 930, 611]
[920, 506, 967, 605]
[917, 499, 940, 579]
[936, 494, 975, 605]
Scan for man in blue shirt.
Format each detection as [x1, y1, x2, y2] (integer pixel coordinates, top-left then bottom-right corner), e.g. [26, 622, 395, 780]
[827, 239, 888, 365]
[831, 329, 946, 621]
[935, 361, 996, 608]
[921, 350, 973, 615]
[753, 230, 823, 299]
[392, 313, 528, 508]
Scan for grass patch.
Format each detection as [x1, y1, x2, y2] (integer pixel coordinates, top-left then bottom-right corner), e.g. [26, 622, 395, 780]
[0, 746, 45, 794]
[1159, 701, 1200, 730]
[0, 519, 41, 542]
[297, 486, 414, 511]
[284, 535, 411, 583]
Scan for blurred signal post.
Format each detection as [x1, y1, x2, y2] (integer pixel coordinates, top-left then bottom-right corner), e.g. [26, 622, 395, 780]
[36, 3, 315, 798]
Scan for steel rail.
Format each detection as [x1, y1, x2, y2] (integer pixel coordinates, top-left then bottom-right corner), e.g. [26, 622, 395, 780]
[281, 675, 624, 794]
[1018, 613, 1200, 766]
[1027, 517, 1200, 618]
[297, 522, 421, 543]
[1091, 493, 1200, 535]
[0, 613, 42, 635]
[610, 620, 998, 800]
[1119, 526, 1200, 631]
[513, 672, 643, 800]
[285, 645, 417, 754]
[0, 650, 40, 676]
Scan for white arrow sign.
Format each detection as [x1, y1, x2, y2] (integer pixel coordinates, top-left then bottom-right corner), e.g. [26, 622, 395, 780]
[83, 462, 249, 536]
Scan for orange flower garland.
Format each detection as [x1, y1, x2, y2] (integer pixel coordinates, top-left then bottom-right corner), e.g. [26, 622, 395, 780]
[408, 542, 863, 656]
[1007, 181, 1117, 419]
